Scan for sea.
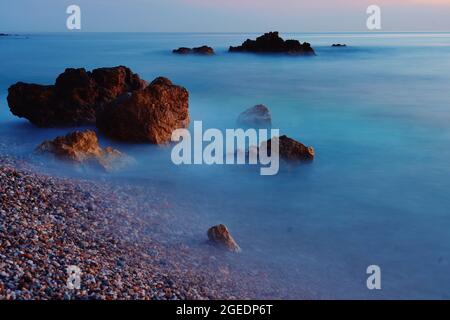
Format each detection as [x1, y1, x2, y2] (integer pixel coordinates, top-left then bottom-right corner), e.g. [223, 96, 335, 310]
[1, 32, 450, 299]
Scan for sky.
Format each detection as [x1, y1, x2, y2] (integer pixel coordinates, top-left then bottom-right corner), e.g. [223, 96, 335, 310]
[0, 0, 450, 32]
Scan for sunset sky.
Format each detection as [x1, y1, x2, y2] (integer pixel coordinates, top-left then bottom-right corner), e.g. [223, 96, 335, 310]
[1, 0, 449, 32]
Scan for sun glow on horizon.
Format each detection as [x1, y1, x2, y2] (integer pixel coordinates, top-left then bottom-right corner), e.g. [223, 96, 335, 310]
[184, 0, 450, 8]
[1, 0, 449, 32]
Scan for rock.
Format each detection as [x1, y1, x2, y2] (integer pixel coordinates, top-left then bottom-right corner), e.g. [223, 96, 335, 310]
[192, 46, 214, 55]
[207, 224, 241, 253]
[173, 47, 192, 54]
[96, 77, 189, 144]
[261, 135, 314, 161]
[7, 66, 146, 127]
[173, 46, 214, 55]
[332, 44, 347, 47]
[229, 32, 315, 56]
[0, 33, 9, 36]
[36, 130, 130, 171]
[7, 84, 57, 126]
[100, 147, 130, 171]
[237, 104, 272, 127]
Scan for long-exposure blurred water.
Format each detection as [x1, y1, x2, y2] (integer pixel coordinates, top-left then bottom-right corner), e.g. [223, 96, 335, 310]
[1, 32, 450, 299]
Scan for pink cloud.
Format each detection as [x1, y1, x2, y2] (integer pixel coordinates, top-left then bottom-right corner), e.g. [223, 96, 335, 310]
[184, 0, 450, 9]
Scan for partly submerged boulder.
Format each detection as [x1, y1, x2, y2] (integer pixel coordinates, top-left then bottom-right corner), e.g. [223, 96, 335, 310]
[207, 224, 241, 253]
[261, 135, 314, 161]
[36, 130, 130, 171]
[173, 45, 214, 55]
[237, 104, 272, 127]
[229, 32, 315, 56]
[96, 77, 189, 144]
[7, 66, 146, 127]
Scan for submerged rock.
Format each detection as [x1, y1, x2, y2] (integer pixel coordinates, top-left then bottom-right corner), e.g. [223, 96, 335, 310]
[207, 224, 241, 253]
[229, 32, 315, 56]
[173, 45, 214, 55]
[261, 135, 314, 161]
[237, 104, 272, 127]
[36, 130, 130, 171]
[96, 77, 189, 144]
[7, 66, 146, 127]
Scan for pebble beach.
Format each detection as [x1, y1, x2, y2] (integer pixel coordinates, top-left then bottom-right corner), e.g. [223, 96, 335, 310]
[0, 154, 288, 300]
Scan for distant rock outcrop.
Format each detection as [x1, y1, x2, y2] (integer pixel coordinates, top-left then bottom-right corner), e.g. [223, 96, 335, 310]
[7, 66, 146, 127]
[173, 47, 191, 54]
[207, 224, 241, 253]
[261, 135, 314, 162]
[96, 77, 189, 144]
[237, 104, 272, 127]
[229, 32, 315, 56]
[36, 130, 130, 171]
[173, 45, 214, 55]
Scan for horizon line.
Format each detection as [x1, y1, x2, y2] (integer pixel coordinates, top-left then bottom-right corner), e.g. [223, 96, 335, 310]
[3, 30, 450, 34]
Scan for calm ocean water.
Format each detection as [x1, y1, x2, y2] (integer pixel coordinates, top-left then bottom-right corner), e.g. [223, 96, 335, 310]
[1, 32, 450, 299]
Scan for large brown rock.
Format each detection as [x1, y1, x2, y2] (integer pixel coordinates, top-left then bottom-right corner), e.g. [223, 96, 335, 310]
[237, 104, 272, 127]
[7, 66, 146, 127]
[96, 77, 189, 144]
[261, 135, 314, 161]
[229, 32, 315, 56]
[36, 130, 129, 171]
[207, 224, 241, 253]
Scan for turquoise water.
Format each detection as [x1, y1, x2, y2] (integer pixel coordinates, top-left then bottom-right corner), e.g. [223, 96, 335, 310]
[1, 32, 450, 299]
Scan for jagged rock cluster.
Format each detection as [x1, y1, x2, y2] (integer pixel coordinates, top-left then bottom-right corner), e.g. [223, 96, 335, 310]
[229, 32, 315, 56]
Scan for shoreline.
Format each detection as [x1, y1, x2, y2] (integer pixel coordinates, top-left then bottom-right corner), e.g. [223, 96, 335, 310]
[0, 153, 293, 300]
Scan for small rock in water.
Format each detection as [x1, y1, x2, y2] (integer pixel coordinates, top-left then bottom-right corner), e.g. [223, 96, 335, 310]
[173, 45, 214, 55]
[260, 135, 314, 162]
[237, 104, 272, 128]
[207, 224, 241, 253]
[173, 47, 192, 54]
